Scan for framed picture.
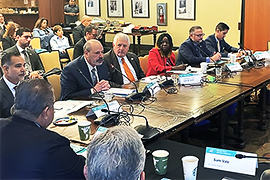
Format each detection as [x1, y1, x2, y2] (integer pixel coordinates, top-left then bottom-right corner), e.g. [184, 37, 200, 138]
[131, 0, 149, 18]
[175, 0, 196, 20]
[107, 0, 124, 17]
[157, 3, 167, 26]
[85, 0, 101, 16]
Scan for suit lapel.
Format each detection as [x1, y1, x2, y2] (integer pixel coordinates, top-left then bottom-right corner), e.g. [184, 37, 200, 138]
[0, 79, 14, 105]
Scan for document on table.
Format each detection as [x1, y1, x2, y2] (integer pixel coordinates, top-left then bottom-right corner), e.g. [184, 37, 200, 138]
[104, 88, 135, 97]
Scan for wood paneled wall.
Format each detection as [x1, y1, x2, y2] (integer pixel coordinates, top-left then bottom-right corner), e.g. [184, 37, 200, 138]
[0, 0, 38, 8]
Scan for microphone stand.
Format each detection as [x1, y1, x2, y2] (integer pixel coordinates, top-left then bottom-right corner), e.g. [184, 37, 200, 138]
[238, 43, 255, 67]
[77, 68, 119, 126]
[235, 154, 270, 160]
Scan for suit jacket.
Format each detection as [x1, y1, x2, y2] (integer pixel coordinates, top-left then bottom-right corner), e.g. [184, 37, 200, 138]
[4, 45, 44, 71]
[60, 55, 109, 100]
[0, 78, 14, 118]
[206, 34, 239, 57]
[72, 23, 85, 45]
[176, 37, 213, 67]
[73, 37, 86, 59]
[2, 36, 16, 50]
[104, 50, 145, 87]
[0, 115, 85, 179]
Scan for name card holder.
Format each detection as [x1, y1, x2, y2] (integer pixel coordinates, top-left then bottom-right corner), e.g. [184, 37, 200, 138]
[179, 73, 203, 85]
[226, 62, 243, 72]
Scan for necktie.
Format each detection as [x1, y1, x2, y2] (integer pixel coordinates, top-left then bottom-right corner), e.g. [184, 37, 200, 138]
[91, 68, 97, 86]
[217, 40, 221, 52]
[21, 50, 32, 73]
[121, 58, 135, 82]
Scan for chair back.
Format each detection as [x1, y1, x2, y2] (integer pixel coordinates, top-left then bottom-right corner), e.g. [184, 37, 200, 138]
[30, 37, 41, 49]
[0, 41, 3, 51]
[39, 51, 62, 72]
[268, 41, 270, 50]
[47, 74, 61, 101]
[66, 47, 74, 61]
[139, 55, 149, 75]
[172, 49, 179, 62]
[69, 34, 74, 46]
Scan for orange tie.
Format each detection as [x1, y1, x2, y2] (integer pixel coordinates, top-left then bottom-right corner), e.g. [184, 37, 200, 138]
[122, 58, 135, 82]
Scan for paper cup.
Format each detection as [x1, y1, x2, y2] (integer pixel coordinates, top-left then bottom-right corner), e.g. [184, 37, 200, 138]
[78, 121, 91, 141]
[230, 54, 237, 63]
[152, 150, 169, 175]
[260, 169, 270, 180]
[200, 62, 208, 74]
[182, 156, 199, 180]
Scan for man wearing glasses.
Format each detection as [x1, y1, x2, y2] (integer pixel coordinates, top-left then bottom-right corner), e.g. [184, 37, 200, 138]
[176, 26, 221, 67]
[4, 27, 44, 79]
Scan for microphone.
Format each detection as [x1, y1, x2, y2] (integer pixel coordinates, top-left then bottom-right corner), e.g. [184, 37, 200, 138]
[43, 67, 62, 79]
[110, 64, 149, 102]
[238, 42, 258, 67]
[77, 67, 119, 126]
[196, 44, 217, 64]
[101, 109, 160, 140]
[159, 57, 174, 88]
[235, 154, 270, 160]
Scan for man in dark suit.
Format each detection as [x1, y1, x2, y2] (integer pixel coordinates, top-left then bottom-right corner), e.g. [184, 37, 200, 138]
[72, 15, 92, 44]
[61, 39, 110, 100]
[176, 26, 221, 67]
[0, 51, 26, 118]
[205, 22, 243, 57]
[4, 27, 44, 79]
[0, 79, 85, 179]
[104, 33, 145, 87]
[0, 13, 6, 40]
[73, 25, 98, 59]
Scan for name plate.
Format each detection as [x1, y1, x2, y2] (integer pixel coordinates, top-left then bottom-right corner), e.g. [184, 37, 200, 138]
[226, 62, 243, 72]
[86, 100, 121, 119]
[204, 147, 257, 176]
[145, 81, 161, 96]
[179, 73, 203, 85]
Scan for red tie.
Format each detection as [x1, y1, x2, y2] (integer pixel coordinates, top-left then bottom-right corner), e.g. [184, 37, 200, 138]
[122, 58, 135, 82]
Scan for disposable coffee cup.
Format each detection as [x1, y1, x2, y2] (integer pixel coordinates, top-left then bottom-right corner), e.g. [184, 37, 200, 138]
[182, 156, 199, 180]
[152, 150, 169, 175]
[78, 121, 91, 141]
[200, 62, 208, 74]
[230, 54, 237, 63]
[260, 169, 270, 180]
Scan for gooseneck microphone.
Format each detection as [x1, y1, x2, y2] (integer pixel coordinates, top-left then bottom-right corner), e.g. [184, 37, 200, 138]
[77, 67, 119, 126]
[196, 44, 217, 64]
[110, 64, 149, 102]
[235, 154, 270, 160]
[238, 42, 258, 67]
[101, 109, 160, 140]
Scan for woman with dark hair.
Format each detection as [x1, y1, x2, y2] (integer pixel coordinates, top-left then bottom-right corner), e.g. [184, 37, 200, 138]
[33, 17, 54, 50]
[146, 33, 185, 76]
[2, 22, 20, 50]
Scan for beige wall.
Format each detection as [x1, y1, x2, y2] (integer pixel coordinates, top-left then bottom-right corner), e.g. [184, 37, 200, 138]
[78, 0, 242, 48]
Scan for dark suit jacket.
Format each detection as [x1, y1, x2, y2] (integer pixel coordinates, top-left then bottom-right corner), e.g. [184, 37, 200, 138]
[4, 45, 44, 71]
[176, 37, 213, 67]
[0, 115, 85, 179]
[0, 78, 14, 118]
[73, 37, 86, 59]
[60, 55, 109, 100]
[2, 36, 16, 50]
[72, 23, 85, 45]
[206, 34, 239, 57]
[103, 50, 145, 87]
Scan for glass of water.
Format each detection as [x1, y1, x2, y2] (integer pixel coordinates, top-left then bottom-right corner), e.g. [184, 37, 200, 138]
[215, 66, 222, 79]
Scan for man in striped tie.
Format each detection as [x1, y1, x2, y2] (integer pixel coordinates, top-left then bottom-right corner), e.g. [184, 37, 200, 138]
[104, 33, 145, 87]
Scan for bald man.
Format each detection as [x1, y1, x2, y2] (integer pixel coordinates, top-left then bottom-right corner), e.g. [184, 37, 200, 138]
[73, 15, 92, 44]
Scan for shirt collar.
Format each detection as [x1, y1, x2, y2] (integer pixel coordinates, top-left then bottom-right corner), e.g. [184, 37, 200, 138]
[16, 43, 25, 53]
[3, 75, 18, 97]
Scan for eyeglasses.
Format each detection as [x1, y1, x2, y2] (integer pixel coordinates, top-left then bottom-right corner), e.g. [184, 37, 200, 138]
[22, 36, 33, 39]
[193, 33, 205, 37]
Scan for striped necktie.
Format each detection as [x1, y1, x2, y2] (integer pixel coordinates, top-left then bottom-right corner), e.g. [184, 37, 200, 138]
[122, 58, 135, 82]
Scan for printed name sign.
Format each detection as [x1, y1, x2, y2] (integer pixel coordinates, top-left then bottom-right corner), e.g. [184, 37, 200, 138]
[204, 147, 257, 176]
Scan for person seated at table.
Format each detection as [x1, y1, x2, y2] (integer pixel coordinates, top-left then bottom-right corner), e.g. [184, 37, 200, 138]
[33, 17, 54, 50]
[206, 22, 245, 58]
[2, 22, 20, 50]
[50, 25, 70, 59]
[146, 33, 186, 76]
[73, 25, 98, 59]
[60, 39, 110, 100]
[0, 79, 85, 179]
[73, 15, 92, 44]
[104, 33, 145, 87]
[176, 26, 221, 67]
[84, 126, 146, 180]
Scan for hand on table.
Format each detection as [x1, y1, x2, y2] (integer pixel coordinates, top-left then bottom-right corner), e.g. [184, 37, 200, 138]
[94, 80, 110, 92]
[171, 64, 188, 70]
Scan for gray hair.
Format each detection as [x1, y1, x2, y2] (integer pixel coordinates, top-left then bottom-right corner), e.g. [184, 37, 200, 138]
[86, 126, 146, 180]
[83, 39, 102, 52]
[189, 25, 202, 35]
[13, 79, 54, 120]
[113, 32, 130, 46]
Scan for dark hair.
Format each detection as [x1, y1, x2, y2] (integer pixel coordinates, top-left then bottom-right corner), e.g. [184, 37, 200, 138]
[52, 25, 62, 34]
[157, 33, 173, 50]
[84, 25, 97, 36]
[16, 27, 31, 37]
[34, 17, 49, 29]
[1, 51, 21, 67]
[13, 79, 54, 119]
[189, 26, 202, 34]
[215, 22, 230, 31]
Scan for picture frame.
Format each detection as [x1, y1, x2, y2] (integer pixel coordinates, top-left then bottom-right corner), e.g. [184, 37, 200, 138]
[175, 0, 196, 20]
[157, 3, 167, 26]
[85, 0, 101, 16]
[131, 0, 149, 18]
[107, 0, 124, 17]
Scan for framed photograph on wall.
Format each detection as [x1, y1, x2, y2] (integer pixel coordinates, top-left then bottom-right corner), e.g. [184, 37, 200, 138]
[131, 0, 149, 18]
[157, 3, 167, 26]
[107, 0, 124, 17]
[175, 0, 196, 20]
[85, 0, 101, 16]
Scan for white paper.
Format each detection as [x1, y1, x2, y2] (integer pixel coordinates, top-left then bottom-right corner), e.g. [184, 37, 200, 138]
[104, 88, 135, 97]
